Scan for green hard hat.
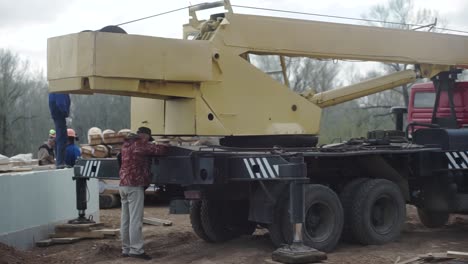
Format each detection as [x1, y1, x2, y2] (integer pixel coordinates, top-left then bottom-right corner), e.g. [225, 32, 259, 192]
[49, 129, 56, 135]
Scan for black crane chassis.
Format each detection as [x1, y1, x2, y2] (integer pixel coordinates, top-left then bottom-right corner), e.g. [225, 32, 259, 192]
[74, 144, 468, 216]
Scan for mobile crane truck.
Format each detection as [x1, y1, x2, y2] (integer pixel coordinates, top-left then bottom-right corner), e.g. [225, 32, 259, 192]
[47, 1, 468, 263]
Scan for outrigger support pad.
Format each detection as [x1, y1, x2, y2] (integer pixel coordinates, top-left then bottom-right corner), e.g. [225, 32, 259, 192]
[272, 175, 327, 263]
[272, 242, 327, 264]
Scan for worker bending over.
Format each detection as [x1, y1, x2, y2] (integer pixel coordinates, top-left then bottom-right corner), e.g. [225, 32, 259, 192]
[38, 134, 56, 166]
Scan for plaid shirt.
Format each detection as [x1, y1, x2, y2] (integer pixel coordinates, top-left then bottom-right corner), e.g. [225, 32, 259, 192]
[119, 137, 167, 187]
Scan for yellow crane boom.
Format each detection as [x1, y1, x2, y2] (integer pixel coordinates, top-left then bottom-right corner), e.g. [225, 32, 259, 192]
[47, 1, 468, 136]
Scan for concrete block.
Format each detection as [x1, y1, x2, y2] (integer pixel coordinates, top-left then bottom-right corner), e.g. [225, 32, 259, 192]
[0, 169, 99, 249]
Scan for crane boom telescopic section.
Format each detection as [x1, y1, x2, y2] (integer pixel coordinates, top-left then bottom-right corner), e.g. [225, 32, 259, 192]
[47, 1, 468, 136]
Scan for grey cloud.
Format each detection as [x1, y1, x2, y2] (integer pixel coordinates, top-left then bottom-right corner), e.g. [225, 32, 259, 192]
[0, 0, 75, 26]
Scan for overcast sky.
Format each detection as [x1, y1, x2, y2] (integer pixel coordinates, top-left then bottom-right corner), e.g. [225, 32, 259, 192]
[1, 0, 468, 72]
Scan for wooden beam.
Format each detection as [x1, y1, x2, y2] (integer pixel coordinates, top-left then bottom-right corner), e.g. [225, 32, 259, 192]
[143, 217, 173, 226]
[447, 251, 468, 259]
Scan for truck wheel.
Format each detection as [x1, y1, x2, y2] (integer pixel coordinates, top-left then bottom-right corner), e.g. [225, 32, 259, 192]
[231, 203, 257, 236]
[289, 184, 344, 252]
[269, 185, 344, 252]
[350, 179, 405, 245]
[200, 200, 238, 242]
[417, 208, 449, 228]
[190, 200, 213, 242]
[340, 178, 370, 242]
[99, 194, 119, 209]
[238, 221, 257, 236]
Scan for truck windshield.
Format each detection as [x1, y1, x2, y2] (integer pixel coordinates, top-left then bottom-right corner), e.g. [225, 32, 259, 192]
[414, 92, 435, 108]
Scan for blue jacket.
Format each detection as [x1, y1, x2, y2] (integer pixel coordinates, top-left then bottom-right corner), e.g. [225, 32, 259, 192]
[65, 144, 81, 167]
[49, 93, 70, 119]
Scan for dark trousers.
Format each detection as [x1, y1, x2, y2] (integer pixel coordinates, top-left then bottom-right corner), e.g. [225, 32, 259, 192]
[53, 118, 67, 166]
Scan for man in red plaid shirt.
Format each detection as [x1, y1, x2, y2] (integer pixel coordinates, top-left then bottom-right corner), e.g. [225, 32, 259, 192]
[119, 127, 167, 260]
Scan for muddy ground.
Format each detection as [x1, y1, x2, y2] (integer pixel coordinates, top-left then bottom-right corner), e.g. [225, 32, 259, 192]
[1, 204, 468, 264]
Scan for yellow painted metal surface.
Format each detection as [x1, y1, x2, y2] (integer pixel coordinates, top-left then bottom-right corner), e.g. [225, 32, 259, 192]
[307, 70, 417, 108]
[223, 13, 468, 67]
[131, 97, 165, 133]
[47, 33, 95, 80]
[47, 32, 213, 84]
[198, 47, 321, 135]
[47, 2, 468, 136]
[165, 99, 196, 135]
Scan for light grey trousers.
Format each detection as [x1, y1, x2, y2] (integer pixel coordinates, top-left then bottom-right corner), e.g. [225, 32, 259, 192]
[119, 186, 145, 255]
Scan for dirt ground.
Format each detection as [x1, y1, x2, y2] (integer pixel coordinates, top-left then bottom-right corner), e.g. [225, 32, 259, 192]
[1, 204, 468, 264]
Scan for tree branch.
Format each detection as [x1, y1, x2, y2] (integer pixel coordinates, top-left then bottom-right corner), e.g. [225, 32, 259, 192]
[360, 105, 394, 109]
[10, 115, 38, 125]
[373, 113, 393, 117]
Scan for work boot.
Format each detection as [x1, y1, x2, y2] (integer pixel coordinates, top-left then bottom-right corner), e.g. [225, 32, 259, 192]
[129, 253, 152, 260]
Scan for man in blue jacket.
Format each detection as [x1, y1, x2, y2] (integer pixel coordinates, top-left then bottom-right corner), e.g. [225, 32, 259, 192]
[64, 128, 81, 167]
[49, 93, 70, 167]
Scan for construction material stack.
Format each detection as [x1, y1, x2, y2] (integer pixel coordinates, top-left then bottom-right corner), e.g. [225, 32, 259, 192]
[80, 128, 131, 159]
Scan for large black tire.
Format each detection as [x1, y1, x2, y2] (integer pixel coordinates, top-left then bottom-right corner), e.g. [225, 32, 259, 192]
[224, 200, 257, 236]
[340, 178, 371, 242]
[269, 185, 344, 252]
[99, 25, 127, 34]
[417, 208, 449, 228]
[349, 179, 406, 245]
[99, 194, 120, 209]
[190, 200, 213, 242]
[200, 200, 242, 242]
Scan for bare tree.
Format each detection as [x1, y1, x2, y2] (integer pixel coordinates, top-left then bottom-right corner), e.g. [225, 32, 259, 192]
[0, 48, 130, 156]
[0, 49, 33, 155]
[286, 58, 341, 93]
[361, 0, 445, 107]
[249, 54, 341, 93]
[70, 94, 130, 140]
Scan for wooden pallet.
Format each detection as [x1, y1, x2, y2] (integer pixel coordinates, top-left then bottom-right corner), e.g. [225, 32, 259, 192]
[36, 223, 119, 247]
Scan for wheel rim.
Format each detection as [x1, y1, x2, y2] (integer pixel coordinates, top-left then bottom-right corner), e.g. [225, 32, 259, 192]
[304, 202, 334, 242]
[370, 194, 397, 234]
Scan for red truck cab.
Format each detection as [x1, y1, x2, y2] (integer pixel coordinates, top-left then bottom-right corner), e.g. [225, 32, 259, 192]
[407, 81, 468, 128]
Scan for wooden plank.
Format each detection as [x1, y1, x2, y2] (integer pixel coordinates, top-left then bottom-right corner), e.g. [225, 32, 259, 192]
[11, 167, 33, 172]
[51, 237, 83, 244]
[31, 165, 56, 171]
[11, 160, 38, 166]
[0, 164, 12, 172]
[396, 253, 452, 264]
[36, 239, 53, 247]
[36, 237, 83, 247]
[447, 251, 468, 259]
[55, 223, 104, 232]
[50, 231, 105, 239]
[395, 256, 421, 264]
[143, 217, 172, 226]
[92, 229, 120, 236]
